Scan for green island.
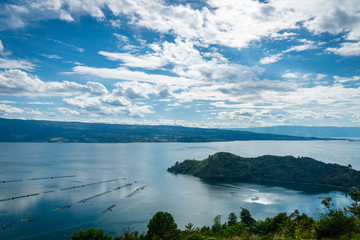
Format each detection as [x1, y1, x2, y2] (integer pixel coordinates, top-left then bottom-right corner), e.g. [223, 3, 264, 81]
[167, 152, 360, 190]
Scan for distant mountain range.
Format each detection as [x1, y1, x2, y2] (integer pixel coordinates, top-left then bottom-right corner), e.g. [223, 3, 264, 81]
[236, 126, 360, 138]
[0, 118, 320, 143]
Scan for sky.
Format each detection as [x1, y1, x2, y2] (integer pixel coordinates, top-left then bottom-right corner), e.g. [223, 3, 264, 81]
[0, 0, 359, 128]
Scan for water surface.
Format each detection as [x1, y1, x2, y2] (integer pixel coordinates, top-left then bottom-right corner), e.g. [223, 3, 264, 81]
[0, 141, 359, 239]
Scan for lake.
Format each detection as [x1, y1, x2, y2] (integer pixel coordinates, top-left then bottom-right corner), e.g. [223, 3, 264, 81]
[0, 140, 359, 239]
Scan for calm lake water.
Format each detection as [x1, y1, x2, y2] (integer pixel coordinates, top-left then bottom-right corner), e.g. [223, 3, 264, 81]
[0, 140, 360, 239]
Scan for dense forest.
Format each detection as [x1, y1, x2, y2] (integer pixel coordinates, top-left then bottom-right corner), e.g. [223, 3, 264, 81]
[71, 190, 360, 239]
[0, 118, 320, 143]
[167, 152, 360, 190]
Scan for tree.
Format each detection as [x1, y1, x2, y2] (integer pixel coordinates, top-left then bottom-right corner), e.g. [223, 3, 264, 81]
[211, 215, 221, 234]
[146, 211, 178, 240]
[315, 196, 356, 239]
[240, 208, 255, 226]
[71, 227, 112, 240]
[185, 222, 194, 233]
[347, 189, 360, 217]
[227, 212, 238, 226]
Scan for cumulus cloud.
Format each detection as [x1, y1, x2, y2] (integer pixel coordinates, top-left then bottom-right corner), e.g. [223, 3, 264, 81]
[333, 75, 360, 86]
[1, 0, 359, 49]
[209, 83, 360, 127]
[71, 65, 199, 87]
[259, 53, 284, 64]
[95, 38, 264, 88]
[304, 4, 360, 36]
[282, 72, 299, 79]
[1, 0, 360, 126]
[0, 104, 24, 115]
[0, 69, 108, 96]
[59, 9, 74, 22]
[0, 68, 159, 118]
[0, 58, 35, 71]
[327, 42, 360, 56]
[112, 82, 158, 99]
[63, 95, 153, 117]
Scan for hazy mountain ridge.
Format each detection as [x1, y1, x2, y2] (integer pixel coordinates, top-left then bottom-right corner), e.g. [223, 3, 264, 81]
[0, 118, 321, 143]
[167, 152, 360, 190]
[236, 126, 360, 138]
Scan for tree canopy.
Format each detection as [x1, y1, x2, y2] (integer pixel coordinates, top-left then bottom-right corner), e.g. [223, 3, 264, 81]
[168, 152, 360, 190]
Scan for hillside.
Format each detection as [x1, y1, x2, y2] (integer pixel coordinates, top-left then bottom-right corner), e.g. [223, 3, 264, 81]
[237, 126, 360, 138]
[0, 118, 320, 143]
[167, 152, 360, 190]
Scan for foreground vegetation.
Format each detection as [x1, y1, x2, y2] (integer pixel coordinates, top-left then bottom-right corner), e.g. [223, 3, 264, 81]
[72, 190, 360, 240]
[168, 152, 360, 189]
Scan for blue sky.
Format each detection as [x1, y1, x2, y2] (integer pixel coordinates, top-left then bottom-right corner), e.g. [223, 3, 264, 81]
[0, 0, 359, 128]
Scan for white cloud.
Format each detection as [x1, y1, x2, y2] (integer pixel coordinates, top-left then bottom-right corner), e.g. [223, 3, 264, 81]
[303, 3, 360, 37]
[112, 81, 159, 100]
[26, 109, 42, 115]
[41, 54, 62, 59]
[0, 4, 28, 30]
[113, 33, 129, 43]
[59, 9, 74, 22]
[0, 58, 35, 70]
[27, 101, 54, 105]
[316, 74, 327, 81]
[282, 72, 299, 79]
[327, 42, 360, 56]
[1, 0, 360, 126]
[283, 42, 317, 53]
[333, 75, 360, 85]
[0, 104, 24, 115]
[259, 53, 283, 64]
[2, 0, 360, 56]
[110, 19, 121, 29]
[0, 69, 108, 96]
[97, 38, 264, 87]
[0, 40, 4, 53]
[71, 66, 199, 87]
[260, 40, 318, 65]
[208, 82, 360, 127]
[98, 51, 165, 70]
[63, 95, 153, 117]
[49, 39, 84, 52]
[63, 96, 105, 112]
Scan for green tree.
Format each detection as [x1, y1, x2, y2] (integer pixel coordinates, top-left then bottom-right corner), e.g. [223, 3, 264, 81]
[227, 212, 238, 226]
[71, 227, 112, 240]
[185, 222, 194, 233]
[146, 211, 178, 240]
[240, 208, 255, 226]
[265, 212, 290, 234]
[315, 197, 356, 239]
[347, 189, 360, 217]
[211, 215, 221, 234]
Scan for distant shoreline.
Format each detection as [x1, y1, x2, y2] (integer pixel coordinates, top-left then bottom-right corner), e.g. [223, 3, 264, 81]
[0, 118, 326, 143]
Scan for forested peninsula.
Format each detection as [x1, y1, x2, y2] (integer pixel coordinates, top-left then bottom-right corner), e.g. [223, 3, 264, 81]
[167, 152, 360, 190]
